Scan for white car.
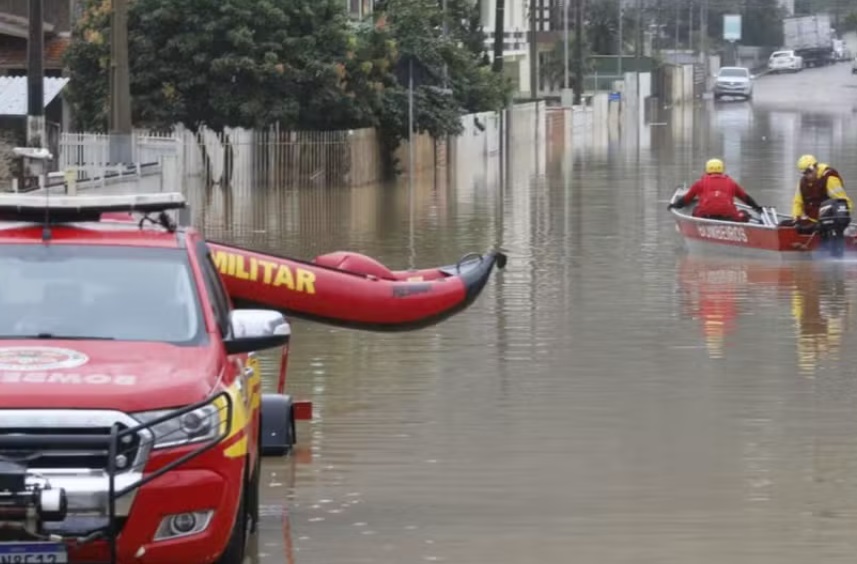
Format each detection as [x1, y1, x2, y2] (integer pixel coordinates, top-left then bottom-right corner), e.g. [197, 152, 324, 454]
[713, 66, 754, 101]
[768, 50, 803, 73]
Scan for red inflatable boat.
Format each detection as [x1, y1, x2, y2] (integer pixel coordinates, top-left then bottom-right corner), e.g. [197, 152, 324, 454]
[99, 210, 506, 331]
[206, 241, 507, 331]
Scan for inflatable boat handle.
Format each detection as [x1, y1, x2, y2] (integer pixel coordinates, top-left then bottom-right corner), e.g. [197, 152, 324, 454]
[456, 252, 484, 273]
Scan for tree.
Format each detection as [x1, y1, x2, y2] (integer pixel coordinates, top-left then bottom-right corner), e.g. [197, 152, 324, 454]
[64, 0, 510, 178]
[540, 36, 592, 92]
[370, 0, 511, 172]
[684, 0, 785, 48]
[842, 12, 857, 33]
[587, 0, 620, 55]
[65, 0, 381, 133]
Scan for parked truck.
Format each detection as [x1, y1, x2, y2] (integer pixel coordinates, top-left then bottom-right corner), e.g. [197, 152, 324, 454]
[783, 14, 836, 68]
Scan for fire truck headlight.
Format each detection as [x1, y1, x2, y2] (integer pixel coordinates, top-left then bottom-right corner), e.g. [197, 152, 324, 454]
[133, 395, 230, 449]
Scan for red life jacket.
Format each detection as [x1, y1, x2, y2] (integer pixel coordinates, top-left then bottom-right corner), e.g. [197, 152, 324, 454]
[691, 174, 743, 220]
[800, 166, 844, 220]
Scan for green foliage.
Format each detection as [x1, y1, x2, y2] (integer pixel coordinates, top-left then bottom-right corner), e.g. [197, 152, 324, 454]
[65, 0, 377, 132]
[64, 0, 510, 176]
[357, 0, 512, 172]
[540, 37, 592, 91]
[63, 0, 111, 131]
[795, 0, 852, 19]
[841, 12, 857, 33]
[704, 0, 785, 47]
[586, 0, 620, 55]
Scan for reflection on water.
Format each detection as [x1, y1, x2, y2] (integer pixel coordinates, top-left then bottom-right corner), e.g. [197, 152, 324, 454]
[180, 67, 857, 563]
[676, 255, 853, 373]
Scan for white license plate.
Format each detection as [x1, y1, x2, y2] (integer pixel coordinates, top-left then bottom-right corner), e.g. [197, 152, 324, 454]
[0, 543, 67, 564]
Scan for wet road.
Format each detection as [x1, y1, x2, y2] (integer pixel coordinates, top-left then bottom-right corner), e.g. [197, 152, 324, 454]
[194, 62, 857, 563]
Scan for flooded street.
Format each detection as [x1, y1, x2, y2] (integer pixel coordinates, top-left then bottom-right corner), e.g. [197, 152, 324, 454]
[199, 62, 857, 563]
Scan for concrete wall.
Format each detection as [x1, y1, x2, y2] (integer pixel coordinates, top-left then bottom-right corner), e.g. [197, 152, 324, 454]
[666, 64, 695, 106]
[843, 32, 857, 59]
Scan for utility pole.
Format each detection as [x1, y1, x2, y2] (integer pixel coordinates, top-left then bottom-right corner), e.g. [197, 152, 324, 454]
[109, 0, 132, 163]
[561, 0, 573, 106]
[563, 0, 569, 91]
[27, 0, 44, 149]
[674, 0, 679, 50]
[700, 0, 708, 89]
[528, 0, 538, 98]
[573, 0, 583, 105]
[617, 1, 623, 76]
[635, 0, 642, 110]
[492, 0, 505, 72]
[442, 0, 448, 89]
[688, 0, 693, 51]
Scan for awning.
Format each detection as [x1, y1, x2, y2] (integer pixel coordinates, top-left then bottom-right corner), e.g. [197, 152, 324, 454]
[0, 76, 69, 116]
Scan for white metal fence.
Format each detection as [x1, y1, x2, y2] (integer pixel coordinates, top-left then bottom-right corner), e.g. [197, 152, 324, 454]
[54, 102, 566, 192]
[59, 124, 392, 190]
[59, 129, 179, 171]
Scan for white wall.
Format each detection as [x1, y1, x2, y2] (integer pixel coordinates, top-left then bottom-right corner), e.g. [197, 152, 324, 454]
[843, 32, 857, 57]
[481, 0, 533, 95]
[493, 0, 527, 38]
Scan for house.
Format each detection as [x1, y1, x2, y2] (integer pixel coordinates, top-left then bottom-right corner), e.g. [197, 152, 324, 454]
[0, 76, 69, 183]
[0, 0, 73, 78]
[0, 1, 75, 183]
[345, 0, 560, 98]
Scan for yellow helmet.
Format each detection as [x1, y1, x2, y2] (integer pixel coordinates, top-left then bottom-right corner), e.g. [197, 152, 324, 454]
[705, 158, 725, 174]
[797, 154, 818, 173]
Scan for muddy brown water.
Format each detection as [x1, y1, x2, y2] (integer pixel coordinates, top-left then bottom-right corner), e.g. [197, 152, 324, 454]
[189, 64, 857, 563]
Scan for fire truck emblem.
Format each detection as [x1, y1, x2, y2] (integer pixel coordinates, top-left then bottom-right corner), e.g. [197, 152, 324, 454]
[0, 346, 90, 371]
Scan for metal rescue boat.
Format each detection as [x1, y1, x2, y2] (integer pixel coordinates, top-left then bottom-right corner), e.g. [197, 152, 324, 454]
[668, 186, 857, 260]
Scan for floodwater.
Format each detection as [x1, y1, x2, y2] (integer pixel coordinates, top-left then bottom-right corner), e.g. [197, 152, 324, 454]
[194, 63, 857, 563]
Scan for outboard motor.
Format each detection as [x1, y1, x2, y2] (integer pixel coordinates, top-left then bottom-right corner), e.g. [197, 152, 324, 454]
[817, 198, 852, 258]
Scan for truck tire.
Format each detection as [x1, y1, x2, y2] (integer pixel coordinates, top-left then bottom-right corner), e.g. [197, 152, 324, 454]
[216, 468, 250, 564]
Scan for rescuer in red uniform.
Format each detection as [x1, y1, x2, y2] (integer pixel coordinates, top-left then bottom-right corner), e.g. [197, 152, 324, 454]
[668, 158, 763, 222]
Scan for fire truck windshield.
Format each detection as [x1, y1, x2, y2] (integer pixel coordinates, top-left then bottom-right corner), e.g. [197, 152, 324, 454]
[0, 244, 206, 344]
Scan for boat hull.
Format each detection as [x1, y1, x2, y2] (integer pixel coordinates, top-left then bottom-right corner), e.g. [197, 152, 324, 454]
[671, 208, 857, 261]
[98, 212, 507, 331]
[207, 242, 507, 331]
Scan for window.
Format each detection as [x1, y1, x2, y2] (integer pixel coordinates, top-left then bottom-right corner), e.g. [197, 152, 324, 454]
[195, 241, 231, 337]
[718, 68, 748, 78]
[0, 244, 206, 344]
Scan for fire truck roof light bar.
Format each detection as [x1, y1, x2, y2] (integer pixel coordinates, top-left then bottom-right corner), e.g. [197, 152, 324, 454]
[0, 192, 187, 217]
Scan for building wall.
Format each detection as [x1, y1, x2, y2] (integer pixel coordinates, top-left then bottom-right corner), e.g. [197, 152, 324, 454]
[481, 0, 536, 96]
[0, 0, 74, 33]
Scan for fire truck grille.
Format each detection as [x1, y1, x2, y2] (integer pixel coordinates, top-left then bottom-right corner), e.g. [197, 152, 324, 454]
[0, 424, 142, 471]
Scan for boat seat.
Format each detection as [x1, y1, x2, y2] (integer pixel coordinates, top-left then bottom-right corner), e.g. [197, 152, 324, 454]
[313, 251, 396, 280]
